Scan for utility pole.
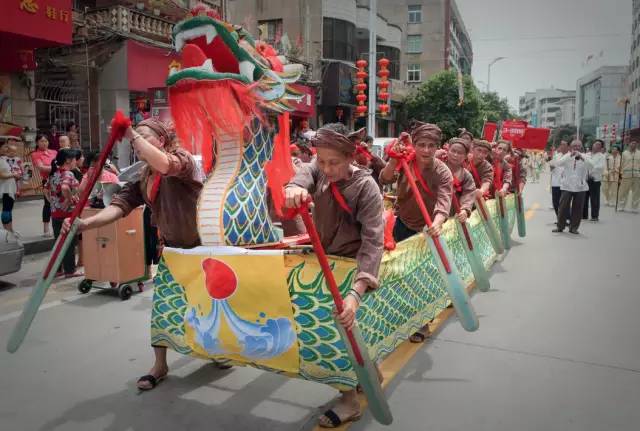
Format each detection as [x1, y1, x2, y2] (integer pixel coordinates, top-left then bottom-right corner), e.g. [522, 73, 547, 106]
[367, 0, 377, 137]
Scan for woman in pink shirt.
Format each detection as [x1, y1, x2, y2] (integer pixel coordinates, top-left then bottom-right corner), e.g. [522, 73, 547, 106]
[30, 134, 57, 237]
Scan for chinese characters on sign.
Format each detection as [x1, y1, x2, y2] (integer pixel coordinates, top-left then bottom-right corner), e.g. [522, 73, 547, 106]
[20, 0, 70, 22]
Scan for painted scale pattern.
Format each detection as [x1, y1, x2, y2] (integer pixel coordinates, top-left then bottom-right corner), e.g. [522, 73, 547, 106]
[222, 123, 280, 246]
[150, 199, 515, 390]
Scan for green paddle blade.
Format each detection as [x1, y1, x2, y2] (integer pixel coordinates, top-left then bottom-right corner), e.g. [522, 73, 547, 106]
[335, 321, 393, 425]
[516, 192, 527, 238]
[456, 222, 490, 292]
[477, 199, 503, 254]
[7, 222, 79, 353]
[425, 235, 479, 332]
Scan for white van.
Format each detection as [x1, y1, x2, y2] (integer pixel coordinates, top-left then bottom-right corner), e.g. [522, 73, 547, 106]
[371, 138, 395, 159]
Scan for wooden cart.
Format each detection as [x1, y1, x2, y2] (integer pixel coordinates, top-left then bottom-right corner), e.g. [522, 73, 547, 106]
[78, 206, 149, 300]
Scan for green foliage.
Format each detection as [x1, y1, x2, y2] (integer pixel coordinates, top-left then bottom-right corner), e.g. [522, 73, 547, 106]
[548, 124, 577, 149]
[479, 92, 518, 123]
[404, 71, 482, 141]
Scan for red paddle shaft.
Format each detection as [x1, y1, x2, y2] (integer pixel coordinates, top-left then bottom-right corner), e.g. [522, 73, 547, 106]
[451, 193, 473, 251]
[513, 155, 524, 213]
[476, 196, 490, 221]
[43, 112, 130, 278]
[398, 159, 452, 273]
[297, 205, 365, 366]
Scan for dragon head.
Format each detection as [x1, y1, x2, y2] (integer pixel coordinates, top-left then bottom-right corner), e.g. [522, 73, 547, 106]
[167, 5, 303, 172]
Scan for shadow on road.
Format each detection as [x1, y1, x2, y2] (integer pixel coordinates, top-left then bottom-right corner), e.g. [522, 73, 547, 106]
[38, 361, 323, 431]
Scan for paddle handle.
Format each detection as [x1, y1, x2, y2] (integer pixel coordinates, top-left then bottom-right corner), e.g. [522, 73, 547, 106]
[451, 193, 473, 251]
[297, 205, 365, 366]
[399, 159, 452, 273]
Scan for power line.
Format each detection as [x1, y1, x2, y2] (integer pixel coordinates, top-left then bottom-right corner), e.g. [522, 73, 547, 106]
[472, 32, 628, 43]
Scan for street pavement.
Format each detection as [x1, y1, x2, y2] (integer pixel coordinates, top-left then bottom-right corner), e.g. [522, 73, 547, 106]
[1, 172, 640, 431]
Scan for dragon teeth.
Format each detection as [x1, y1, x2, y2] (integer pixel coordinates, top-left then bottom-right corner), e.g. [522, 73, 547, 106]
[201, 59, 214, 72]
[174, 25, 218, 52]
[205, 26, 217, 45]
[239, 61, 255, 81]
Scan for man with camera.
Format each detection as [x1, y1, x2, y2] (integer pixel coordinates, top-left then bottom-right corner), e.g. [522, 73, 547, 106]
[551, 139, 592, 234]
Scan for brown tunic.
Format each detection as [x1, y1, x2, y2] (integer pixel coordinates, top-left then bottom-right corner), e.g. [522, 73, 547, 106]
[489, 159, 513, 195]
[381, 158, 453, 232]
[468, 159, 494, 189]
[449, 167, 477, 216]
[287, 161, 384, 289]
[111, 148, 203, 248]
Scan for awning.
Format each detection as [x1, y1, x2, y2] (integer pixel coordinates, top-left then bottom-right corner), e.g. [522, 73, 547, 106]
[288, 84, 316, 118]
[0, 0, 73, 72]
[127, 40, 178, 92]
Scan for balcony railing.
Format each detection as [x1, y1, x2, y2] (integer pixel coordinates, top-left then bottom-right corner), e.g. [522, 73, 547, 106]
[87, 5, 174, 43]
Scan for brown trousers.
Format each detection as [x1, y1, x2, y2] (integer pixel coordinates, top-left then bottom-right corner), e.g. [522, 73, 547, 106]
[557, 191, 586, 231]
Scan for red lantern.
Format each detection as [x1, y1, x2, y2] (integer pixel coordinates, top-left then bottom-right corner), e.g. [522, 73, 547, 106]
[377, 57, 390, 117]
[355, 58, 368, 117]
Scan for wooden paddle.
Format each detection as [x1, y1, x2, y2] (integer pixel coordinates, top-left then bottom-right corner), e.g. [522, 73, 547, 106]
[451, 193, 490, 292]
[290, 203, 393, 426]
[7, 111, 132, 353]
[388, 134, 479, 332]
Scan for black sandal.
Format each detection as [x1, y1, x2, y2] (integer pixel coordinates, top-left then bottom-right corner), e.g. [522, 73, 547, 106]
[318, 409, 362, 428]
[409, 332, 426, 343]
[137, 373, 166, 391]
[211, 359, 233, 370]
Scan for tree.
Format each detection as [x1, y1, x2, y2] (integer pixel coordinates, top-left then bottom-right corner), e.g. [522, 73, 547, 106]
[548, 124, 577, 149]
[404, 71, 482, 141]
[479, 91, 518, 123]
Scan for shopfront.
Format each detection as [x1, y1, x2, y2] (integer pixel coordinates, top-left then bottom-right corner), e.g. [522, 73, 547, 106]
[1, 0, 72, 197]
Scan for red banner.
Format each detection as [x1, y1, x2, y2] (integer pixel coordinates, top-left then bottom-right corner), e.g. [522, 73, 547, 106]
[518, 127, 551, 150]
[501, 120, 528, 142]
[482, 122, 498, 141]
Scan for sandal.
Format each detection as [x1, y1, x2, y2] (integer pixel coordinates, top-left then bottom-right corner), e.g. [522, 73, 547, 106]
[137, 373, 167, 391]
[211, 359, 233, 370]
[64, 271, 84, 279]
[409, 332, 426, 343]
[318, 409, 362, 428]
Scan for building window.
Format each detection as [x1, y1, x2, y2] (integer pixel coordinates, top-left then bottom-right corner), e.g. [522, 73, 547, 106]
[258, 19, 283, 48]
[323, 18, 356, 62]
[408, 5, 422, 23]
[407, 63, 421, 82]
[407, 35, 422, 53]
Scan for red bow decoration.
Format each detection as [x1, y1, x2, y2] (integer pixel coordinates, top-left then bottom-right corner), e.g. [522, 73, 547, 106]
[355, 145, 373, 161]
[452, 176, 463, 194]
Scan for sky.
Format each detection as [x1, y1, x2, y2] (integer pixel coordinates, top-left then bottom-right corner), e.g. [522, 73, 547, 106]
[456, 0, 632, 110]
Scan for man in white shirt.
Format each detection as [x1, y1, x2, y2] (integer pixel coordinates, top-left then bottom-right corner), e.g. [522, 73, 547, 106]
[552, 140, 592, 234]
[583, 140, 606, 221]
[550, 140, 569, 215]
[618, 140, 640, 212]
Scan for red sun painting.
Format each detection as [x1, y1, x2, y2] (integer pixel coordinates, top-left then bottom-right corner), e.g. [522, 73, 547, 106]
[202, 258, 238, 300]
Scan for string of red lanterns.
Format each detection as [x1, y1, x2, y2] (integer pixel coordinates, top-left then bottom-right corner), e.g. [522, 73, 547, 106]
[377, 57, 390, 116]
[355, 59, 368, 117]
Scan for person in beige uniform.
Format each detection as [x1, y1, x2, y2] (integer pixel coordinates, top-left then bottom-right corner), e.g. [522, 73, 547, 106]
[602, 146, 621, 206]
[618, 141, 640, 212]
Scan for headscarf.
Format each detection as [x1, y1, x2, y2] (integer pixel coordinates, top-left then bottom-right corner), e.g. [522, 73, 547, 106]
[409, 121, 442, 146]
[449, 137, 470, 153]
[311, 127, 356, 155]
[347, 127, 366, 144]
[136, 118, 170, 147]
[458, 128, 473, 140]
[473, 139, 492, 151]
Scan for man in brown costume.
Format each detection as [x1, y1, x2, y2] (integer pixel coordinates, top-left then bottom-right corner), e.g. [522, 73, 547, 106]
[379, 122, 453, 242]
[284, 123, 384, 428]
[467, 139, 494, 199]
